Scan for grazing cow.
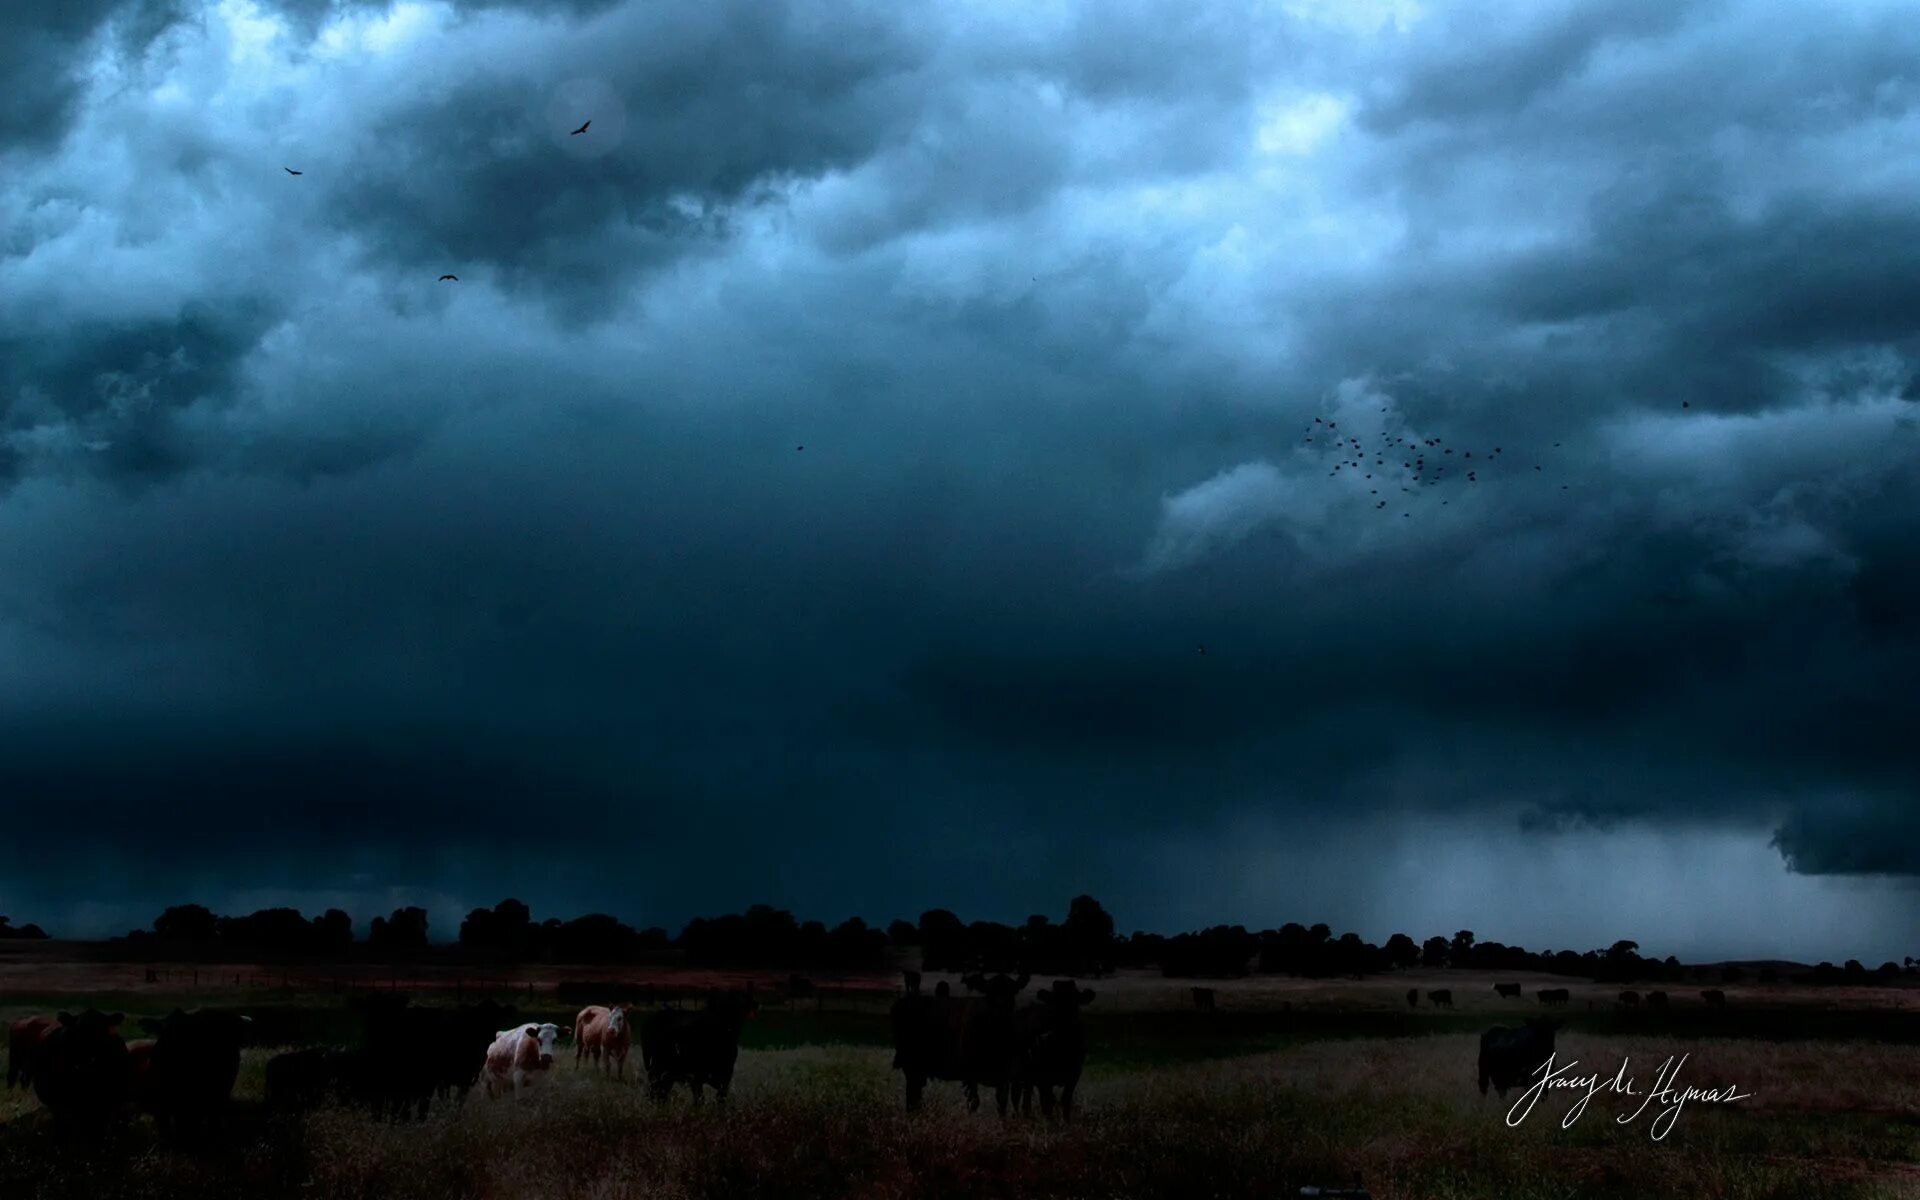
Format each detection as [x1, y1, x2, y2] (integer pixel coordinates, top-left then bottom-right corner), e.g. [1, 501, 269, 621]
[265, 1046, 365, 1112]
[132, 1009, 252, 1143]
[903, 969, 922, 994]
[6, 1015, 58, 1090]
[574, 1005, 631, 1079]
[1493, 983, 1522, 999]
[485, 1022, 568, 1099]
[1406, 988, 1418, 1009]
[1426, 989, 1453, 1009]
[1013, 979, 1095, 1120]
[1536, 988, 1570, 1006]
[1191, 987, 1216, 1011]
[1618, 990, 1641, 1008]
[890, 972, 1031, 1114]
[1646, 991, 1669, 1009]
[31, 1009, 130, 1135]
[1478, 1018, 1560, 1099]
[1701, 989, 1727, 1007]
[640, 985, 758, 1105]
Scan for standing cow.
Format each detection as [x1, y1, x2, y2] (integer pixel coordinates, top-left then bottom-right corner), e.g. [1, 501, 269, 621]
[1701, 989, 1727, 1007]
[132, 1009, 252, 1144]
[30, 1010, 130, 1135]
[640, 985, 758, 1105]
[1493, 983, 1522, 999]
[485, 1023, 569, 1099]
[1013, 979, 1095, 1120]
[1646, 991, 1669, 1009]
[575, 1005, 632, 1079]
[903, 970, 923, 994]
[1478, 1018, 1560, 1099]
[1536, 988, 1570, 1006]
[890, 972, 1030, 1114]
[1426, 989, 1453, 1009]
[1618, 991, 1641, 1008]
[1406, 988, 1418, 1009]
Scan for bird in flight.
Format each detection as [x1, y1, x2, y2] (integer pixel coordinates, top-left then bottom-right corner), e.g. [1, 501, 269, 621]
[796, 445, 804, 451]
[439, 274, 458, 282]
[284, 167, 302, 175]
[570, 119, 591, 136]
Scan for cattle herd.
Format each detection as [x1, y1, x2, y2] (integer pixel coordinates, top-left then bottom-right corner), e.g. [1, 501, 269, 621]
[4, 974, 1738, 1143]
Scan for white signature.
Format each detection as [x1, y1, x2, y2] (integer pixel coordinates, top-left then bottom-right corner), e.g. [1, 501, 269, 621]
[1506, 1052, 1752, 1140]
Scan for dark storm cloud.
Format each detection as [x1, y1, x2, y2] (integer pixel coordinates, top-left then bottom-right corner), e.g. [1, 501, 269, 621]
[2, 0, 1919, 959]
[0, 1, 186, 154]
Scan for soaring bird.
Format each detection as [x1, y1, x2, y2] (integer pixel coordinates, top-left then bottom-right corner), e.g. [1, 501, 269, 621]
[439, 274, 458, 281]
[570, 119, 591, 136]
[284, 167, 302, 175]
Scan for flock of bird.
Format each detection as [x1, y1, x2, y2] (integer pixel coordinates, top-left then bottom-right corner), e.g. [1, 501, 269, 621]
[1296, 407, 1576, 519]
[282, 116, 596, 282]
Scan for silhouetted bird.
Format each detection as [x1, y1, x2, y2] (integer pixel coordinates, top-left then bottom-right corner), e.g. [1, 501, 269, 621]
[796, 445, 804, 451]
[1197, 644, 1206, 655]
[570, 119, 591, 135]
[284, 167, 302, 175]
[1682, 401, 1689, 408]
[439, 274, 457, 281]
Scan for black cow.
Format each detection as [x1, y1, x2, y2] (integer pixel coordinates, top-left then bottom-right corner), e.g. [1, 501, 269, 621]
[890, 971, 1030, 1114]
[1618, 990, 1641, 1008]
[430, 1000, 520, 1104]
[903, 970, 922, 994]
[1426, 989, 1453, 1009]
[1191, 987, 1216, 1011]
[265, 1046, 365, 1112]
[31, 1009, 130, 1135]
[1013, 979, 1095, 1120]
[789, 974, 817, 999]
[1478, 1018, 1560, 1099]
[1701, 989, 1727, 1007]
[1406, 988, 1418, 1009]
[934, 981, 950, 998]
[133, 1009, 251, 1143]
[1536, 988, 1570, 1006]
[353, 995, 515, 1120]
[641, 985, 758, 1105]
[1645, 991, 1669, 1009]
[1493, 983, 1522, 999]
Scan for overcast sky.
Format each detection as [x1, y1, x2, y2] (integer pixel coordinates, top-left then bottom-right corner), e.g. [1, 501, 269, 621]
[3, 0, 1917, 963]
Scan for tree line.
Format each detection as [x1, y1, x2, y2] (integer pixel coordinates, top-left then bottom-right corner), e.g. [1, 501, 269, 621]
[73, 900, 1920, 985]
[0, 915, 50, 940]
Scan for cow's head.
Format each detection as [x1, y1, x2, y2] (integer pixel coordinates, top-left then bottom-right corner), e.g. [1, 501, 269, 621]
[604, 1007, 626, 1035]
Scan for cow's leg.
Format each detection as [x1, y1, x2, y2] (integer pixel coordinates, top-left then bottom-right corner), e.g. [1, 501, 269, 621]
[905, 1072, 925, 1112]
[964, 1081, 980, 1113]
[689, 1081, 705, 1106]
[1059, 1072, 1080, 1121]
[993, 1081, 1009, 1117]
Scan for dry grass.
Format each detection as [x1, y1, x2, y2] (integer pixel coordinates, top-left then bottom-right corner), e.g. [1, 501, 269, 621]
[3, 1033, 1917, 1200]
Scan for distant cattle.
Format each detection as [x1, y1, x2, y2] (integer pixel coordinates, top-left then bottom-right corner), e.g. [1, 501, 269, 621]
[1013, 979, 1095, 1120]
[641, 986, 758, 1105]
[934, 981, 951, 998]
[1645, 991, 1669, 1009]
[1191, 987, 1216, 1011]
[6, 1015, 58, 1090]
[1406, 988, 1419, 1009]
[574, 1006, 631, 1079]
[1478, 1018, 1560, 1099]
[890, 972, 1031, 1114]
[485, 1022, 568, 1099]
[1426, 989, 1453, 1009]
[1701, 989, 1727, 1007]
[132, 1009, 252, 1142]
[1618, 991, 1641, 1008]
[1493, 983, 1522, 999]
[1536, 988, 1570, 1006]
[31, 1009, 130, 1134]
[903, 970, 922, 994]
[265, 1046, 365, 1112]
[788, 974, 817, 1000]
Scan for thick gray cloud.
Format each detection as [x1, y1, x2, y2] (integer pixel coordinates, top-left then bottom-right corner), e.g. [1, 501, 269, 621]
[2, 0, 1918, 962]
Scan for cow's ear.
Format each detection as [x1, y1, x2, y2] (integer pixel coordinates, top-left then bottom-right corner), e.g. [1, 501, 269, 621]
[524, 1026, 538, 1037]
[562, 1027, 574, 1037]
[1078, 989, 1096, 1005]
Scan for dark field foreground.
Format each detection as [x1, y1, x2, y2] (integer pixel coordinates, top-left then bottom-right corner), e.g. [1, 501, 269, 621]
[4, 970, 1919, 1199]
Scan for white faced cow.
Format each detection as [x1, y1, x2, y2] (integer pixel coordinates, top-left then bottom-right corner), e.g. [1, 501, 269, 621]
[574, 1006, 631, 1079]
[484, 1023, 570, 1099]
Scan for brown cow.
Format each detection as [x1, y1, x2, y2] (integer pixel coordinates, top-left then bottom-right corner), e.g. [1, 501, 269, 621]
[6, 1015, 58, 1090]
[574, 1005, 632, 1079]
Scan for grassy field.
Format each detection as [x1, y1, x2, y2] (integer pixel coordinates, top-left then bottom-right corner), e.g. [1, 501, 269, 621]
[3, 964, 1918, 1199]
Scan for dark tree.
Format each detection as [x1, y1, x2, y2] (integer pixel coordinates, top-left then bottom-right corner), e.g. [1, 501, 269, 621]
[886, 918, 919, 946]
[1383, 933, 1419, 969]
[154, 904, 220, 944]
[1421, 936, 1450, 968]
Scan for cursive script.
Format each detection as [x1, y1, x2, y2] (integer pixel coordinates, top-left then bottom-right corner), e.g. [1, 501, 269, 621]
[1507, 1052, 1751, 1140]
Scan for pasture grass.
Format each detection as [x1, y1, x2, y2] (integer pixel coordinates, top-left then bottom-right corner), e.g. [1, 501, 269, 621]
[2, 1031, 1916, 1199]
